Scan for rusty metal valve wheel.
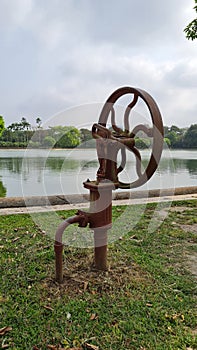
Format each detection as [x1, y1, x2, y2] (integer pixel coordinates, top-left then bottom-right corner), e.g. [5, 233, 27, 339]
[95, 86, 164, 189]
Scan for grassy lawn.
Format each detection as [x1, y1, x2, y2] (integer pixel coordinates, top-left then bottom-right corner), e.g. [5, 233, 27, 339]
[0, 200, 197, 350]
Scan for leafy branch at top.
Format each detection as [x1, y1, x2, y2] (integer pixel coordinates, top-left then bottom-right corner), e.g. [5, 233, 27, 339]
[184, 0, 197, 40]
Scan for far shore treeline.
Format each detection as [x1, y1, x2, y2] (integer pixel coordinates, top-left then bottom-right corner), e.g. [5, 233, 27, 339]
[0, 116, 196, 149]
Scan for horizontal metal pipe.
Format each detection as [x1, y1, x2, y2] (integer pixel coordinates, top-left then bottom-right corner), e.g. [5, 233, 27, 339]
[55, 214, 83, 243]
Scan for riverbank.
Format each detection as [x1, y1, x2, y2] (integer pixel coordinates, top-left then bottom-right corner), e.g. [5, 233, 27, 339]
[0, 186, 196, 215]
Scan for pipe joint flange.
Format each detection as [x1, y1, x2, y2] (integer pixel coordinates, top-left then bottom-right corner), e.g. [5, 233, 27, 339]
[76, 210, 89, 227]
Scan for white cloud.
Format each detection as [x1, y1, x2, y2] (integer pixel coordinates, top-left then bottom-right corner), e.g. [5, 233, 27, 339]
[0, 0, 33, 30]
[0, 0, 196, 128]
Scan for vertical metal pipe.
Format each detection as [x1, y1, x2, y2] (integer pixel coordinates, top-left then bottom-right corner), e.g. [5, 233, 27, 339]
[87, 183, 113, 271]
[54, 241, 64, 283]
[54, 215, 86, 283]
[94, 229, 108, 270]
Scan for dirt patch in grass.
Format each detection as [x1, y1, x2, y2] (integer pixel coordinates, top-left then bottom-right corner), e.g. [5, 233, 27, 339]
[186, 252, 197, 279]
[181, 223, 197, 234]
[179, 221, 197, 279]
[44, 250, 152, 298]
[166, 205, 197, 279]
[170, 206, 194, 212]
[191, 327, 197, 335]
[153, 205, 195, 222]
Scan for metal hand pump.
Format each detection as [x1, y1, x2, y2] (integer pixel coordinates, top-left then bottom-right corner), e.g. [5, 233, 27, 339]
[54, 86, 164, 283]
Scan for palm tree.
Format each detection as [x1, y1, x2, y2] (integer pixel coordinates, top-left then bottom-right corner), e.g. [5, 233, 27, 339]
[36, 117, 42, 144]
[36, 117, 42, 129]
[21, 117, 31, 130]
[20, 117, 31, 142]
[7, 123, 20, 142]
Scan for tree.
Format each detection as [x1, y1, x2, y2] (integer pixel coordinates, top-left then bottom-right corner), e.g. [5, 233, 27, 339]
[165, 130, 179, 148]
[163, 126, 170, 136]
[163, 137, 171, 148]
[0, 116, 5, 137]
[36, 117, 42, 128]
[43, 136, 56, 147]
[49, 126, 81, 148]
[80, 128, 92, 143]
[79, 128, 94, 147]
[164, 125, 186, 148]
[5, 119, 33, 145]
[183, 124, 197, 148]
[35, 117, 42, 144]
[0, 128, 11, 143]
[135, 137, 151, 149]
[20, 117, 31, 142]
[20, 117, 31, 131]
[56, 127, 81, 148]
[184, 0, 197, 40]
[170, 125, 181, 133]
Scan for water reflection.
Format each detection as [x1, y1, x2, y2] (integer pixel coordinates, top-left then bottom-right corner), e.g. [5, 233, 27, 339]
[170, 158, 197, 174]
[157, 158, 197, 175]
[0, 156, 99, 174]
[0, 158, 23, 173]
[1, 156, 196, 176]
[46, 158, 98, 172]
[0, 179, 6, 197]
[186, 159, 197, 175]
[45, 158, 80, 171]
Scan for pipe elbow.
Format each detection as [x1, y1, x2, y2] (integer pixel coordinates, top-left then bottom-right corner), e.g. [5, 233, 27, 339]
[55, 213, 88, 244]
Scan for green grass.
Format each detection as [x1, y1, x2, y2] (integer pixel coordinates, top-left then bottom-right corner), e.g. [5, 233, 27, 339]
[0, 200, 197, 349]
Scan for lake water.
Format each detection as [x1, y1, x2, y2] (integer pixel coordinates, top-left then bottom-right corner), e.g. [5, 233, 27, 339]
[0, 148, 196, 198]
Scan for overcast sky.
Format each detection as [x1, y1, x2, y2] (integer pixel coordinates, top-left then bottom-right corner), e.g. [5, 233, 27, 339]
[0, 0, 196, 128]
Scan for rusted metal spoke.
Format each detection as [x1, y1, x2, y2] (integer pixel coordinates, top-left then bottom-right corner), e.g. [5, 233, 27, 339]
[124, 93, 138, 133]
[92, 123, 111, 139]
[131, 147, 142, 177]
[130, 124, 153, 138]
[110, 107, 123, 134]
[117, 146, 126, 174]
